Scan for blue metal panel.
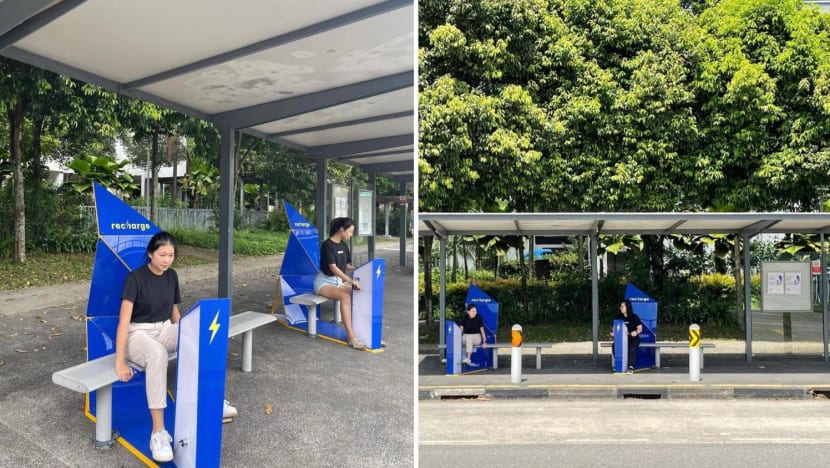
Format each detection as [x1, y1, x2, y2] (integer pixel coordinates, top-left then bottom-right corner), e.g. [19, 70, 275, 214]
[283, 200, 320, 267]
[461, 284, 498, 371]
[613, 319, 627, 372]
[445, 322, 462, 375]
[174, 299, 229, 468]
[624, 283, 657, 368]
[369, 259, 385, 349]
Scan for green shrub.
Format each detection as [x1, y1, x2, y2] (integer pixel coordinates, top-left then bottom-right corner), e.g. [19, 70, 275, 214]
[420, 272, 740, 328]
[168, 228, 288, 255]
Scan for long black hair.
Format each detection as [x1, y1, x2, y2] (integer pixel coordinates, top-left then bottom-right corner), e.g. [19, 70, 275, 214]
[328, 217, 355, 236]
[621, 300, 634, 316]
[146, 231, 177, 261]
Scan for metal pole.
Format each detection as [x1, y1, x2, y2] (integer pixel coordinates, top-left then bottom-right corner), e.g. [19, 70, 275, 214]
[823, 236, 829, 363]
[368, 172, 376, 260]
[511, 324, 522, 384]
[439, 237, 447, 359]
[218, 127, 235, 299]
[399, 185, 407, 267]
[94, 385, 113, 447]
[689, 324, 700, 382]
[744, 233, 752, 362]
[315, 161, 327, 244]
[242, 330, 252, 372]
[590, 233, 599, 362]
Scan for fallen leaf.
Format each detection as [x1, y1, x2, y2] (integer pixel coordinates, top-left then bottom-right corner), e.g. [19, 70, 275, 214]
[35, 316, 45, 323]
[16, 349, 27, 353]
[0, 360, 5, 367]
[264, 403, 273, 415]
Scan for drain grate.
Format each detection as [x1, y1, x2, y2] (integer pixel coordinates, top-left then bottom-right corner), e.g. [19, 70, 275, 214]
[439, 394, 482, 400]
[811, 389, 830, 399]
[622, 393, 662, 400]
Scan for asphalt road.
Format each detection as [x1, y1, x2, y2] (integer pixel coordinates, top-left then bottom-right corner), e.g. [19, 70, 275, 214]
[419, 399, 830, 468]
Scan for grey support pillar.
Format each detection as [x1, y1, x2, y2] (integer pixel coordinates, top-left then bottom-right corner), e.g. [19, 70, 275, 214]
[218, 127, 235, 298]
[439, 236, 447, 358]
[590, 233, 599, 362]
[368, 172, 376, 260]
[743, 233, 752, 362]
[315, 160, 328, 243]
[399, 184, 407, 267]
[822, 232, 828, 362]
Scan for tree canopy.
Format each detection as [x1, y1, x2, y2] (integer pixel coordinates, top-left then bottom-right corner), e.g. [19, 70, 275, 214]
[419, 0, 830, 213]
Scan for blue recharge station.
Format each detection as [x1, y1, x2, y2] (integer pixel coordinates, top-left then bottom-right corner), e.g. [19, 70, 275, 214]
[446, 284, 498, 374]
[87, 182, 228, 467]
[612, 283, 658, 372]
[278, 201, 385, 350]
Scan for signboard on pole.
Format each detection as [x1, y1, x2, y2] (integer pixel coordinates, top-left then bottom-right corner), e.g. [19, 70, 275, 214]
[332, 184, 350, 218]
[357, 189, 374, 236]
[761, 261, 812, 312]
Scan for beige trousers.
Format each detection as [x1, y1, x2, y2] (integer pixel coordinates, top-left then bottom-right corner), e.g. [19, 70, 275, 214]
[126, 320, 178, 409]
[462, 333, 482, 356]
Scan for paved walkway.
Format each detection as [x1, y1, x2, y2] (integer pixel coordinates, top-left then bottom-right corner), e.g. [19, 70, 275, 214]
[0, 238, 414, 467]
[419, 339, 830, 400]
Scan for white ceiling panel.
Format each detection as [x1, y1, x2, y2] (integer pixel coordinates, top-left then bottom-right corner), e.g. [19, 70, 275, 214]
[251, 87, 413, 135]
[282, 116, 411, 147]
[14, 0, 385, 83]
[139, 6, 414, 114]
[0, 0, 414, 181]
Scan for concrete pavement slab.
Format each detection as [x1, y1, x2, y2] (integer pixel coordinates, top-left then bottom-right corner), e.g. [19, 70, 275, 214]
[0, 239, 415, 467]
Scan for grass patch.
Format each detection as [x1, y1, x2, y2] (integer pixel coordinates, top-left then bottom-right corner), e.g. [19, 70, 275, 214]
[0, 230, 287, 292]
[418, 321, 746, 344]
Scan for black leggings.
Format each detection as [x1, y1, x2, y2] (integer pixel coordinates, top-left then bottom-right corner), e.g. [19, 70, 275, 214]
[613, 336, 640, 369]
[627, 336, 640, 368]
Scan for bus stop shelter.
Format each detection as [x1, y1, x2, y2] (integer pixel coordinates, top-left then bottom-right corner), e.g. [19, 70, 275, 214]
[419, 211, 830, 363]
[0, 0, 415, 296]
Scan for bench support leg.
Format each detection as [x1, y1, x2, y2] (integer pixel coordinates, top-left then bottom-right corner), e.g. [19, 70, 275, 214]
[94, 385, 115, 448]
[492, 348, 498, 369]
[333, 300, 341, 324]
[307, 305, 317, 338]
[700, 349, 704, 369]
[536, 348, 541, 370]
[242, 330, 253, 372]
[655, 349, 661, 369]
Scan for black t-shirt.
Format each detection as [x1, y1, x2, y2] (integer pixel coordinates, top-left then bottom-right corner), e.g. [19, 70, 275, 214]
[614, 311, 643, 334]
[461, 314, 484, 335]
[121, 264, 181, 323]
[320, 238, 351, 276]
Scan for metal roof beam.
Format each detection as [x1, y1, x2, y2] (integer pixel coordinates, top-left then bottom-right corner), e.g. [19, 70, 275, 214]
[355, 159, 413, 173]
[309, 133, 413, 158]
[338, 149, 412, 161]
[123, 0, 411, 90]
[664, 219, 688, 234]
[0, 0, 80, 52]
[213, 71, 413, 129]
[269, 111, 413, 139]
[740, 219, 780, 237]
[423, 220, 446, 239]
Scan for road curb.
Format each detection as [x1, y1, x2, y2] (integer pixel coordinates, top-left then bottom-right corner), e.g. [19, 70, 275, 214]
[419, 384, 825, 400]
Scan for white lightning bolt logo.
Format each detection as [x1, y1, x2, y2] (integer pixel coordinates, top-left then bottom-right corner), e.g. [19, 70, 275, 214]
[209, 311, 221, 344]
[376, 265, 382, 279]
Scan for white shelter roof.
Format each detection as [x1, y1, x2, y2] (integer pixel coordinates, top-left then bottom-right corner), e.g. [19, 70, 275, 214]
[419, 212, 830, 238]
[0, 0, 414, 184]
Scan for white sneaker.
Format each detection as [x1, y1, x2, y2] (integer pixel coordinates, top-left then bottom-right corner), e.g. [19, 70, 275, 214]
[223, 399, 238, 419]
[462, 358, 471, 365]
[150, 429, 173, 462]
